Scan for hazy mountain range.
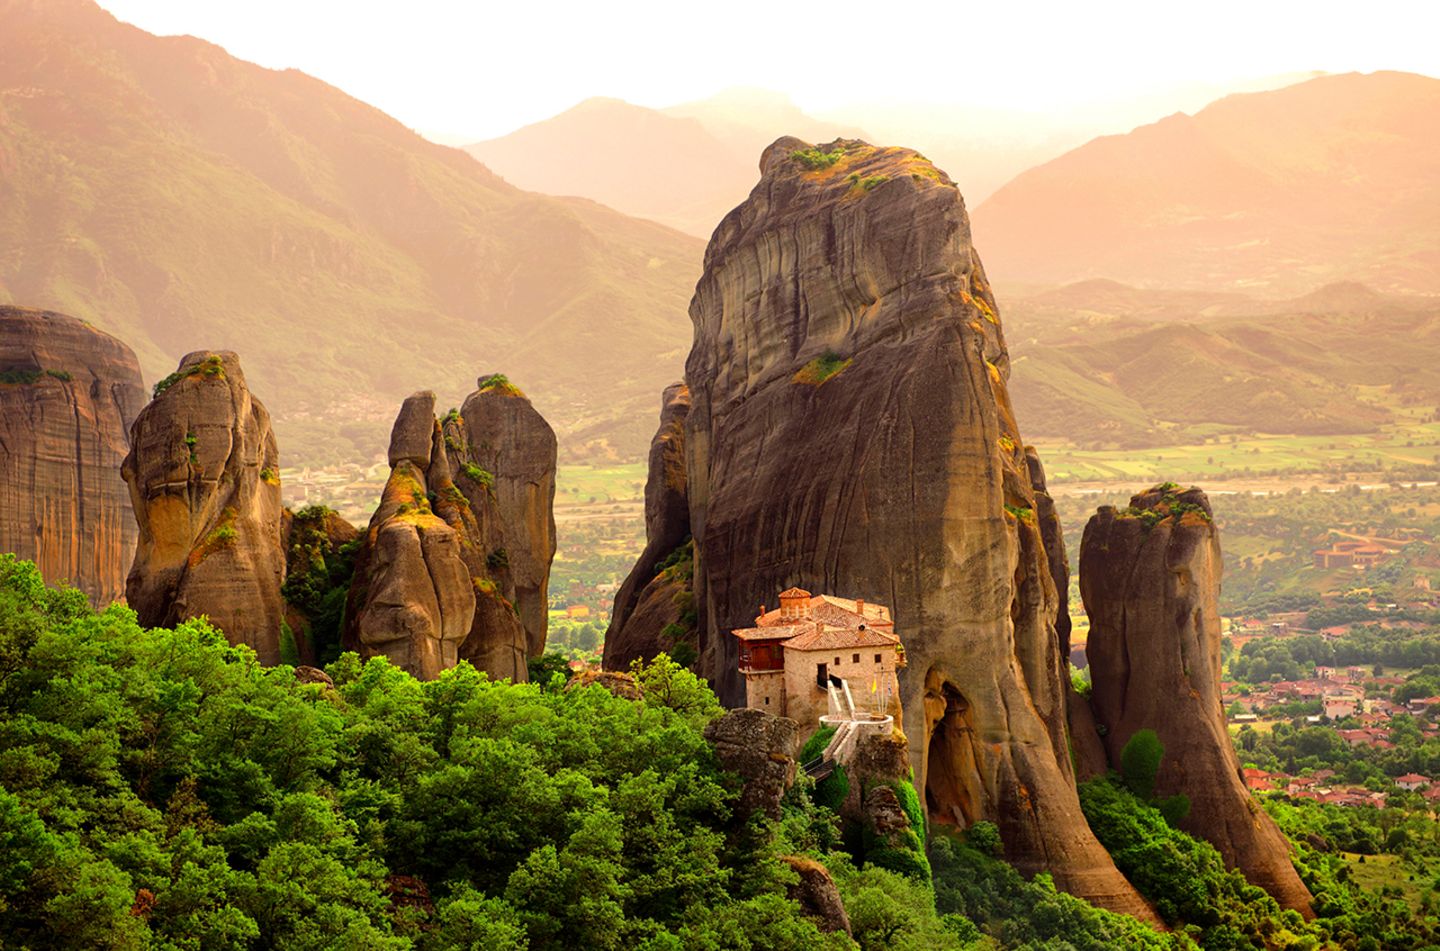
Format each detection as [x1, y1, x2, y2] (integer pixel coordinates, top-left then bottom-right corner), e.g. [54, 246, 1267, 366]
[2, 0, 1436, 467]
[465, 90, 864, 237]
[973, 71, 1440, 295]
[0, 0, 701, 464]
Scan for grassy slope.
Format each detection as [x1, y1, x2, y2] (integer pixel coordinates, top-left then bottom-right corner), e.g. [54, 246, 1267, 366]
[1005, 283, 1440, 453]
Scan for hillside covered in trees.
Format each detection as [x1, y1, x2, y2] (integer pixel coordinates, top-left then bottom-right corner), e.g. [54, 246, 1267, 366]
[2, 554, 1437, 949]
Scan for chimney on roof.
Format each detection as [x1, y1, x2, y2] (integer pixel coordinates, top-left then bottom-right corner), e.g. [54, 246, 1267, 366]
[856, 598, 865, 615]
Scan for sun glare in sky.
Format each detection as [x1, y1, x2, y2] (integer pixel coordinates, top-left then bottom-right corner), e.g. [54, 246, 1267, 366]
[96, 0, 1440, 140]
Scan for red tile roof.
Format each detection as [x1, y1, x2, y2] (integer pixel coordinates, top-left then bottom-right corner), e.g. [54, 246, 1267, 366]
[783, 625, 900, 652]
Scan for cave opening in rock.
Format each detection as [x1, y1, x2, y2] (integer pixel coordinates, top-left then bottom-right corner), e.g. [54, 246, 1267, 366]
[925, 681, 982, 829]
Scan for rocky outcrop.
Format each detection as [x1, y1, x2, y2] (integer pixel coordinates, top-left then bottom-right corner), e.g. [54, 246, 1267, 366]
[703, 708, 799, 822]
[605, 384, 693, 668]
[779, 856, 851, 936]
[644, 137, 1152, 919]
[345, 383, 557, 681]
[565, 669, 643, 701]
[0, 306, 145, 605]
[1080, 485, 1313, 915]
[1027, 447, 1108, 781]
[345, 391, 481, 680]
[459, 375, 557, 658]
[123, 351, 286, 662]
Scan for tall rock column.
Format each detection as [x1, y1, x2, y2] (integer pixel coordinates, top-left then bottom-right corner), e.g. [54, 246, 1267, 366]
[459, 374, 557, 658]
[1080, 485, 1313, 915]
[669, 137, 1153, 919]
[604, 382, 693, 669]
[122, 351, 286, 662]
[344, 392, 477, 680]
[345, 380, 556, 682]
[0, 306, 145, 605]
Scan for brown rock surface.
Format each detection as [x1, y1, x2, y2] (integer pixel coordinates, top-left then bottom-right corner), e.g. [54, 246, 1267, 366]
[605, 383, 693, 669]
[779, 855, 852, 936]
[607, 567, 690, 670]
[458, 376, 557, 657]
[565, 669, 643, 701]
[346, 384, 556, 681]
[1027, 447, 1108, 780]
[345, 391, 479, 679]
[123, 351, 285, 661]
[659, 137, 1152, 919]
[703, 707, 799, 822]
[1080, 485, 1313, 915]
[0, 306, 145, 605]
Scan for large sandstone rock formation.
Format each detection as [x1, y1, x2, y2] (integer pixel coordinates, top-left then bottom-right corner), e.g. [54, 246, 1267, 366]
[123, 351, 286, 661]
[0, 306, 145, 605]
[628, 137, 1153, 918]
[458, 375, 557, 657]
[345, 384, 557, 680]
[605, 383, 693, 668]
[1080, 486, 1314, 914]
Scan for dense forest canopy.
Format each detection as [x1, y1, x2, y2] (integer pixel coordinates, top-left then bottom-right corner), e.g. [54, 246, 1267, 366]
[2, 554, 1438, 949]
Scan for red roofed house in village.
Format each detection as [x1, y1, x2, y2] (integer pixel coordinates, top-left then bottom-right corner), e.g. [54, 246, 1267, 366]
[1396, 773, 1431, 792]
[733, 587, 905, 730]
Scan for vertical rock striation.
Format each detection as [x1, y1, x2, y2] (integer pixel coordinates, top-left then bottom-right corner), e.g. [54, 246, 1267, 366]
[344, 391, 479, 680]
[123, 350, 286, 661]
[1027, 447, 1108, 780]
[0, 306, 145, 605]
[459, 375, 557, 658]
[345, 381, 557, 681]
[605, 382, 693, 669]
[1080, 485, 1313, 915]
[638, 137, 1153, 918]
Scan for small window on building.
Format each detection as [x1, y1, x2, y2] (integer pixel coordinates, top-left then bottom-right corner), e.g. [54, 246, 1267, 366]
[853, 653, 860, 664]
[834, 656, 841, 666]
[875, 654, 882, 664]
[764, 696, 770, 706]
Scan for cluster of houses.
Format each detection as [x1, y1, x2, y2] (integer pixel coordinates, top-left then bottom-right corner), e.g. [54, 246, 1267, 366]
[1242, 767, 1438, 807]
[1225, 667, 1440, 742]
[552, 577, 620, 620]
[1225, 667, 1397, 718]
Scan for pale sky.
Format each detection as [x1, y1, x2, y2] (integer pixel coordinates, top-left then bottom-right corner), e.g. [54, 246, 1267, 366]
[96, 0, 1440, 141]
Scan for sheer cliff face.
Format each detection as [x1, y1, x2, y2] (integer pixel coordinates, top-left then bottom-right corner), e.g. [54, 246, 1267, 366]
[123, 351, 285, 661]
[0, 307, 144, 605]
[680, 138, 1152, 918]
[604, 383, 692, 669]
[345, 385, 556, 681]
[345, 392, 477, 680]
[1081, 487, 1314, 914]
[459, 378, 557, 658]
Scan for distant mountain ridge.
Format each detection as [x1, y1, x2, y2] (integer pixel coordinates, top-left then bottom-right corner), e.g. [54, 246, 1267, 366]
[0, 0, 704, 464]
[466, 89, 862, 238]
[1003, 281, 1440, 446]
[973, 71, 1440, 294]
